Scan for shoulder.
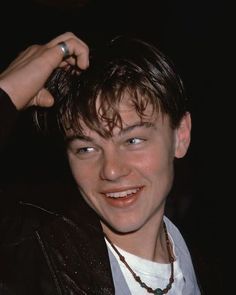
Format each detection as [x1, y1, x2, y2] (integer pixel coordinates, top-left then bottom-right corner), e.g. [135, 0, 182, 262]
[0, 199, 59, 246]
[0, 183, 101, 246]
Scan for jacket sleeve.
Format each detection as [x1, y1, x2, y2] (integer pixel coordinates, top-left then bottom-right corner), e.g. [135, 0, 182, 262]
[0, 88, 19, 150]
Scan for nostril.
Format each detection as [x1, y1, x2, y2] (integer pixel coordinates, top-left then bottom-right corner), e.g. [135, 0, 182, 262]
[100, 157, 130, 181]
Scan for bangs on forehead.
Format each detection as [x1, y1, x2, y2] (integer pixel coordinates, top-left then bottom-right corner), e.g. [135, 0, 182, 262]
[68, 84, 161, 139]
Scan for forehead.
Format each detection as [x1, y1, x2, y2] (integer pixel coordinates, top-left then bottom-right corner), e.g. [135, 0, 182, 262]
[65, 91, 165, 139]
[96, 89, 156, 117]
[83, 100, 163, 136]
[116, 100, 154, 124]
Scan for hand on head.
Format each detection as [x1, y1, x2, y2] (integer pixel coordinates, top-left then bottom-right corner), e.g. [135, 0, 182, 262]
[0, 32, 89, 110]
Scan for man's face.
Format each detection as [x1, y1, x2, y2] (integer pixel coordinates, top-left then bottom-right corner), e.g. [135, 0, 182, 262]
[66, 98, 191, 236]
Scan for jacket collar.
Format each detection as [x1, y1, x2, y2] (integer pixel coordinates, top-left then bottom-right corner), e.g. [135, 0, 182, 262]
[38, 196, 115, 294]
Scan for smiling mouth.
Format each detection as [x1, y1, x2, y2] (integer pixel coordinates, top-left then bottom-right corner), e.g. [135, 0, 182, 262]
[104, 187, 142, 199]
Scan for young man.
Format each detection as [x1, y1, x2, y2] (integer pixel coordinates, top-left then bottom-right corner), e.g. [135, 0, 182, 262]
[0, 32, 201, 294]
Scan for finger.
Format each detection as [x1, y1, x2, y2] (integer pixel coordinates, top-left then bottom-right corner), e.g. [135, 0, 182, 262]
[47, 32, 87, 48]
[47, 32, 89, 69]
[30, 88, 55, 108]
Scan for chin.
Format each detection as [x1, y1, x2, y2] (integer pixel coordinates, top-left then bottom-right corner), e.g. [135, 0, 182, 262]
[104, 218, 143, 235]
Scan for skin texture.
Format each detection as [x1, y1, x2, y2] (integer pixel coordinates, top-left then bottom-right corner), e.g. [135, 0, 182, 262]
[0, 32, 89, 110]
[0, 32, 191, 262]
[67, 97, 191, 261]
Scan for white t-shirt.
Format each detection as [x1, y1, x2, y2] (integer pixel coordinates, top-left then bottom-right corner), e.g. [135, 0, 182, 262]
[106, 216, 201, 295]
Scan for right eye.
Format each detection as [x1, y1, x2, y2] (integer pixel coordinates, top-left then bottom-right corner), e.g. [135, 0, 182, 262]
[75, 147, 95, 154]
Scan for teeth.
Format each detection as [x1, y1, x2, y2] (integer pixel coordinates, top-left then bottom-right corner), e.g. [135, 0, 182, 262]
[105, 188, 140, 198]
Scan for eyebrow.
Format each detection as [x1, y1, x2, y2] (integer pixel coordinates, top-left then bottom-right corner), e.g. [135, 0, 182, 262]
[66, 122, 155, 143]
[66, 134, 94, 143]
[118, 121, 155, 136]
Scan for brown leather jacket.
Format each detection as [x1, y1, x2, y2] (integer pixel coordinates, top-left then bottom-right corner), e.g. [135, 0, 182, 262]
[0, 88, 115, 294]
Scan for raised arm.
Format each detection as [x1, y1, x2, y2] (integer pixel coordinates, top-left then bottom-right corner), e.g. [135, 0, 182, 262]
[0, 32, 89, 110]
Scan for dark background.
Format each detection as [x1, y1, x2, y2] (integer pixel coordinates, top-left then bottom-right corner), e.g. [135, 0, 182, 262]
[0, 0, 232, 293]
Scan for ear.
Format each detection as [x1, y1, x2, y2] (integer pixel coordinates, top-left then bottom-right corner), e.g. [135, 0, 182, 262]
[174, 112, 191, 158]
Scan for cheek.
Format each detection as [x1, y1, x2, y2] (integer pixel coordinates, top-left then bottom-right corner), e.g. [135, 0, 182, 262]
[67, 154, 93, 189]
[136, 145, 174, 176]
[142, 151, 175, 196]
[139, 160, 171, 184]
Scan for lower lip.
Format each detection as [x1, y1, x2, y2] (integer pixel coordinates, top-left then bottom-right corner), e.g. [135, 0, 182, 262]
[103, 188, 143, 208]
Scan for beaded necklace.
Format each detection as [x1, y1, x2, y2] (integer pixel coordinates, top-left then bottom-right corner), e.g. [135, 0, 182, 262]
[104, 222, 174, 295]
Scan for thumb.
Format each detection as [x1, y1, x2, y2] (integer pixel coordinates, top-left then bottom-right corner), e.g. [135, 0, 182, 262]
[32, 88, 55, 108]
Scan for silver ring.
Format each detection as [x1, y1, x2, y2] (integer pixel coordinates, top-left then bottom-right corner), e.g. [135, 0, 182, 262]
[58, 41, 70, 59]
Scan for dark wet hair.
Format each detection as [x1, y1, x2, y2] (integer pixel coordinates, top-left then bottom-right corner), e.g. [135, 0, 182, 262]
[35, 36, 188, 138]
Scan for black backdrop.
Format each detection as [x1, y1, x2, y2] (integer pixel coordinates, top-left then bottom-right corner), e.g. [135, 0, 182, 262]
[0, 0, 232, 293]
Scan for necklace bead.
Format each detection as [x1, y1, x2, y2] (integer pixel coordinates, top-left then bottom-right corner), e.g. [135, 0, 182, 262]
[154, 288, 163, 295]
[104, 221, 174, 294]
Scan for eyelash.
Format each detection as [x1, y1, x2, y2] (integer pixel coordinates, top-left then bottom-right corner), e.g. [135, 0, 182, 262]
[76, 147, 95, 154]
[71, 137, 146, 156]
[127, 137, 145, 145]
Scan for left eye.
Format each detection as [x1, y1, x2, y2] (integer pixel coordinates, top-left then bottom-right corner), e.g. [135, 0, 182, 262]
[127, 138, 144, 145]
[76, 147, 95, 154]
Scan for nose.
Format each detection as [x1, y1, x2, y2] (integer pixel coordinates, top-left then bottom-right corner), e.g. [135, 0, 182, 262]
[99, 149, 131, 181]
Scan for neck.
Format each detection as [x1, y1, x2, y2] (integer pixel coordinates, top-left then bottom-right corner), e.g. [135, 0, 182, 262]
[104, 220, 175, 295]
[102, 216, 171, 263]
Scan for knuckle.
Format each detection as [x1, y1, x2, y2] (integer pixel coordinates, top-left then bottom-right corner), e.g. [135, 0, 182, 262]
[63, 31, 75, 38]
